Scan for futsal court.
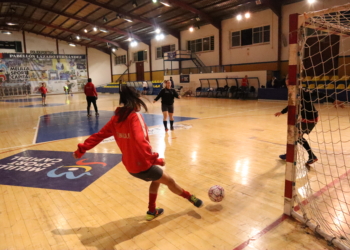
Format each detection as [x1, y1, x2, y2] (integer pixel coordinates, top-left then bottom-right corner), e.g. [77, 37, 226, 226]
[1, 93, 346, 250]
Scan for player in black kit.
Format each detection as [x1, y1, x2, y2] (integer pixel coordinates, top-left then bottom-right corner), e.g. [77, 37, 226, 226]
[153, 80, 181, 131]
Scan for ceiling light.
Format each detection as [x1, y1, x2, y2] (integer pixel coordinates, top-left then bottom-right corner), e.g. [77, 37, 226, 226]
[93, 26, 97, 31]
[76, 35, 80, 40]
[308, 0, 316, 3]
[69, 43, 76, 47]
[6, 22, 19, 26]
[103, 16, 108, 23]
[245, 12, 251, 18]
[84, 29, 88, 33]
[124, 18, 133, 22]
[130, 41, 138, 47]
[81, 36, 91, 41]
[99, 28, 108, 33]
[112, 48, 116, 52]
[132, 1, 138, 7]
[160, 1, 171, 7]
[155, 28, 161, 34]
[126, 37, 133, 41]
[195, 16, 200, 21]
[189, 26, 194, 32]
[152, 0, 157, 3]
[236, 14, 242, 21]
[155, 33, 165, 41]
[116, 13, 121, 19]
[1, 31, 12, 35]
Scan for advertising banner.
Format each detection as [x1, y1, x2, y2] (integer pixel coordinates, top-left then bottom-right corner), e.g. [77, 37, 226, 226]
[0, 53, 88, 94]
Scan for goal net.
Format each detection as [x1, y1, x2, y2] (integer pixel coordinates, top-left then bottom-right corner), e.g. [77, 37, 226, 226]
[287, 4, 350, 249]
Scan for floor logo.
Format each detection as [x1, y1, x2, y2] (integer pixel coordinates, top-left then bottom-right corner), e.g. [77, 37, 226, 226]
[0, 150, 121, 191]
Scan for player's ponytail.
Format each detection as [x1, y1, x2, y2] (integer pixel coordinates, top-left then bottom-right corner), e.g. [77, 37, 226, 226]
[115, 85, 148, 122]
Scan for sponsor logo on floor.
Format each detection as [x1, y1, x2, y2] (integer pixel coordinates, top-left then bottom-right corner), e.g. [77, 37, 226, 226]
[0, 150, 121, 191]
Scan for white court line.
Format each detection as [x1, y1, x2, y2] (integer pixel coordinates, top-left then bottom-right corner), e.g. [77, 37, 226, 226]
[32, 115, 41, 144]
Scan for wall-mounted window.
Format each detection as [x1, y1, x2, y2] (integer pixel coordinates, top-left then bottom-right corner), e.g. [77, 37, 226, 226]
[115, 55, 126, 65]
[187, 36, 214, 53]
[156, 44, 176, 59]
[231, 25, 270, 48]
[133, 51, 147, 62]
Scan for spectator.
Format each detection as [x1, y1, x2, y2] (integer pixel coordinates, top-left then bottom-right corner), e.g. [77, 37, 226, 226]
[39, 82, 47, 106]
[169, 77, 175, 88]
[56, 59, 64, 70]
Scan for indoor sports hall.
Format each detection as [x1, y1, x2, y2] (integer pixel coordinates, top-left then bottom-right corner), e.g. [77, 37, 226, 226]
[1, 0, 350, 249]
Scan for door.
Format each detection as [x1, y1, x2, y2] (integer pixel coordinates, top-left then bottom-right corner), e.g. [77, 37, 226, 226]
[136, 61, 144, 81]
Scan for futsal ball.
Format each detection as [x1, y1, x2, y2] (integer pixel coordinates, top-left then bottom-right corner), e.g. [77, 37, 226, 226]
[208, 185, 225, 202]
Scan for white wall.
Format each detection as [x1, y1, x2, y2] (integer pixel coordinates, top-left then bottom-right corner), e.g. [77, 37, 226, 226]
[222, 9, 278, 65]
[0, 31, 24, 53]
[151, 34, 179, 71]
[88, 47, 111, 86]
[281, 0, 350, 60]
[166, 70, 266, 91]
[58, 40, 85, 54]
[128, 42, 150, 73]
[25, 32, 57, 53]
[181, 24, 219, 67]
[111, 47, 128, 75]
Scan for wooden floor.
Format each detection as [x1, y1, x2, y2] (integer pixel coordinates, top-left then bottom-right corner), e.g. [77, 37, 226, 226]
[0, 93, 342, 250]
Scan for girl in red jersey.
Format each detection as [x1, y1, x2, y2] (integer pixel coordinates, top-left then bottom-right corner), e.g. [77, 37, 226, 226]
[38, 82, 47, 106]
[73, 86, 203, 221]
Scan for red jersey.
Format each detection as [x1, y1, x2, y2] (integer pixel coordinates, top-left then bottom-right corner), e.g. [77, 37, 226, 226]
[84, 82, 97, 97]
[74, 108, 164, 173]
[241, 78, 248, 87]
[39, 86, 47, 94]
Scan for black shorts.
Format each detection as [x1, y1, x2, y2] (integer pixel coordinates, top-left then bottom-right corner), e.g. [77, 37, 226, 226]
[143, 87, 148, 91]
[161, 104, 174, 113]
[41, 93, 46, 98]
[298, 122, 316, 134]
[129, 165, 163, 182]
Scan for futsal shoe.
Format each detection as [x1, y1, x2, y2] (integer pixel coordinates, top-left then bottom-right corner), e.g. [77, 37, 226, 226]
[87, 114, 92, 117]
[170, 126, 174, 131]
[306, 158, 318, 165]
[279, 154, 287, 160]
[189, 195, 203, 208]
[146, 208, 164, 221]
[165, 128, 169, 132]
[96, 113, 99, 116]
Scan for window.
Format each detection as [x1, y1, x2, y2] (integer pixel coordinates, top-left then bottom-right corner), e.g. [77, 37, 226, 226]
[115, 55, 126, 65]
[231, 25, 270, 48]
[187, 36, 214, 52]
[231, 31, 240, 47]
[156, 44, 176, 59]
[133, 51, 147, 62]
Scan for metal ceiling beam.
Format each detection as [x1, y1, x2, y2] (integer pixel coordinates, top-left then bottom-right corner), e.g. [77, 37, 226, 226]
[0, 0, 144, 43]
[1, 14, 128, 50]
[82, 0, 180, 39]
[166, 0, 220, 29]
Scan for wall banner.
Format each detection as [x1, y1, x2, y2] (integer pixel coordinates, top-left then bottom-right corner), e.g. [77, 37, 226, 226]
[0, 53, 88, 94]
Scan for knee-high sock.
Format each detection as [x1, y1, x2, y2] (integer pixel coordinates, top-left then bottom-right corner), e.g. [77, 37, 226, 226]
[170, 120, 174, 128]
[180, 189, 191, 200]
[299, 137, 316, 159]
[163, 121, 168, 129]
[148, 193, 157, 213]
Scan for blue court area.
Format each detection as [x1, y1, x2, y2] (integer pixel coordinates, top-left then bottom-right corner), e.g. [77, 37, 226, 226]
[0, 98, 43, 102]
[20, 104, 66, 108]
[35, 110, 196, 143]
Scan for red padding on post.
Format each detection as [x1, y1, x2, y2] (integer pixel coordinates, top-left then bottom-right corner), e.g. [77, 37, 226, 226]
[289, 13, 299, 44]
[285, 180, 293, 199]
[287, 106, 296, 125]
[286, 144, 295, 163]
[288, 65, 297, 86]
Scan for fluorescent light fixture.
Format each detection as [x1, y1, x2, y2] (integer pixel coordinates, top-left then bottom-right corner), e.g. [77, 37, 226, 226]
[189, 26, 194, 32]
[308, 0, 316, 3]
[236, 14, 242, 21]
[160, 1, 171, 7]
[81, 36, 91, 41]
[124, 18, 133, 22]
[76, 35, 80, 40]
[93, 26, 97, 31]
[130, 41, 138, 47]
[152, 0, 157, 3]
[99, 28, 108, 33]
[69, 43, 76, 47]
[6, 22, 19, 26]
[2, 31, 12, 35]
[84, 29, 88, 33]
[245, 12, 251, 18]
[155, 28, 161, 34]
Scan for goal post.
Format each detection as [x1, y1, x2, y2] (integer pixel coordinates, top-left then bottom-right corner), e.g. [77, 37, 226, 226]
[285, 4, 350, 250]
